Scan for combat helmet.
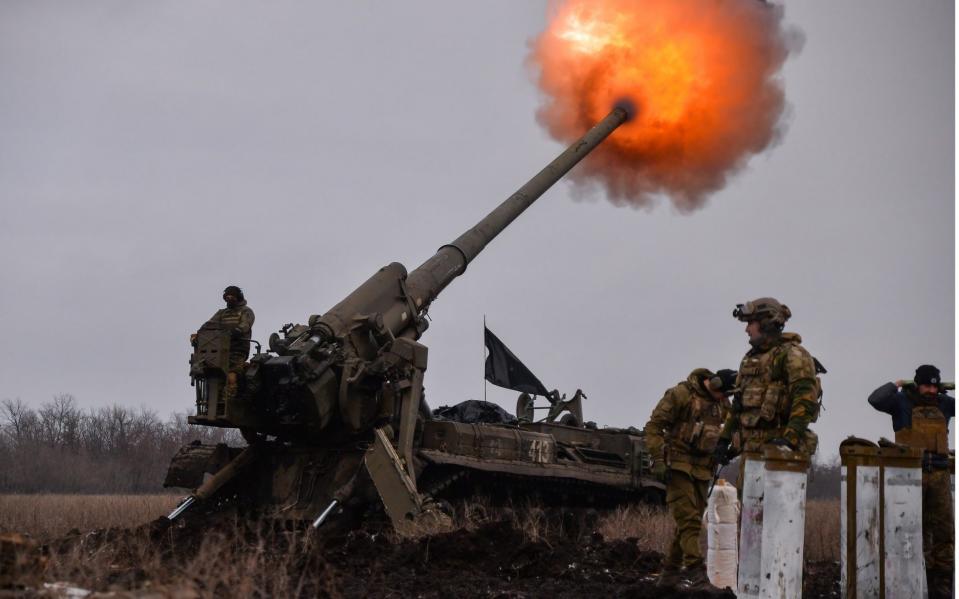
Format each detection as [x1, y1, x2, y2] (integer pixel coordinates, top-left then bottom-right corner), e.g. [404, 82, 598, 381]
[733, 297, 791, 334]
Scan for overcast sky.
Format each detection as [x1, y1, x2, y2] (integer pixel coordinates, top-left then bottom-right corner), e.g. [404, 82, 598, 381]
[1, 1, 953, 460]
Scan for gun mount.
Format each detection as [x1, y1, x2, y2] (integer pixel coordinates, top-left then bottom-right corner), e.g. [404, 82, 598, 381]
[167, 106, 664, 533]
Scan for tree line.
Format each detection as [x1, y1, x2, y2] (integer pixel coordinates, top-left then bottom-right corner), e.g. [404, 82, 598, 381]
[1, 394, 842, 497]
[0, 394, 240, 493]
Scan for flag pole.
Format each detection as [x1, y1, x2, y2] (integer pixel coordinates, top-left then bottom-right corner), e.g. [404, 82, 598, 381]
[483, 315, 487, 404]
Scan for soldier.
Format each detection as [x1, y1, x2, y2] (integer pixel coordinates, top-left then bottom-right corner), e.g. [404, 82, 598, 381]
[868, 365, 954, 598]
[714, 297, 822, 469]
[192, 285, 255, 398]
[644, 367, 738, 590]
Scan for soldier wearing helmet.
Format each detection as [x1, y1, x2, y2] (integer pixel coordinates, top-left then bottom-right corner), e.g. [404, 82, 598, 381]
[644, 368, 737, 591]
[191, 286, 255, 399]
[713, 298, 823, 464]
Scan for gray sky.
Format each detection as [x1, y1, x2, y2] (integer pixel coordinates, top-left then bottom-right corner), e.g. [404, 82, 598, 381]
[1, 1, 953, 460]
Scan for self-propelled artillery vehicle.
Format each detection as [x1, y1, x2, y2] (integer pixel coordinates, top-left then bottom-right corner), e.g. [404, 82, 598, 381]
[164, 105, 665, 534]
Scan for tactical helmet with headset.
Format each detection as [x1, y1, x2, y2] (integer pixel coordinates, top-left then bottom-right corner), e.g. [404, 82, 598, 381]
[733, 298, 828, 421]
[733, 297, 791, 335]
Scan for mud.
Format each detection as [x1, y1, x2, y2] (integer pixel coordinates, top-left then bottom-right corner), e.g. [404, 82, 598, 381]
[319, 522, 720, 599]
[30, 519, 839, 598]
[803, 561, 841, 599]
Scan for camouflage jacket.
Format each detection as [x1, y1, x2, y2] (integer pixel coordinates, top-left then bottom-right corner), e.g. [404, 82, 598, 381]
[644, 368, 729, 480]
[721, 332, 820, 454]
[205, 300, 255, 355]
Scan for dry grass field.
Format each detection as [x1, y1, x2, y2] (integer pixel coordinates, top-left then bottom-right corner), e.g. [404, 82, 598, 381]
[803, 499, 841, 562]
[0, 494, 179, 540]
[590, 498, 838, 561]
[0, 494, 840, 597]
[0, 494, 841, 556]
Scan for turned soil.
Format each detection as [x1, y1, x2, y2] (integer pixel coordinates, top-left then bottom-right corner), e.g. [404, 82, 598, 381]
[34, 516, 838, 598]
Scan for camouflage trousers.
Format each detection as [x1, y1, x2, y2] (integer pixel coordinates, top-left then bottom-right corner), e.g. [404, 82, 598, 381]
[228, 351, 249, 371]
[923, 468, 953, 596]
[663, 470, 709, 570]
[738, 427, 819, 456]
[225, 356, 248, 401]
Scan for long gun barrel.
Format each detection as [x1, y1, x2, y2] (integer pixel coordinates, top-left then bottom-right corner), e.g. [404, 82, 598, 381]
[408, 106, 631, 305]
[315, 106, 630, 341]
[181, 106, 634, 515]
[197, 105, 631, 437]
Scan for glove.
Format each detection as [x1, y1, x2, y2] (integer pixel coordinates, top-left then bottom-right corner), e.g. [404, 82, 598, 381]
[651, 461, 670, 484]
[712, 438, 732, 466]
[766, 437, 796, 450]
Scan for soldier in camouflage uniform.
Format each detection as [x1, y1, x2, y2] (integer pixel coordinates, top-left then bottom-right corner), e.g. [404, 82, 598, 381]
[192, 285, 255, 399]
[714, 298, 823, 472]
[868, 364, 954, 599]
[644, 367, 738, 590]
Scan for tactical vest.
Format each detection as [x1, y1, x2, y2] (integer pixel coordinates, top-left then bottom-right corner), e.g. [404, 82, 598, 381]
[736, 340, 821, 433]
[895, 404, 949, 455]
[210, 304, 252, 359]
[214, 306, 247, 329]
[670, 387, 724, 456]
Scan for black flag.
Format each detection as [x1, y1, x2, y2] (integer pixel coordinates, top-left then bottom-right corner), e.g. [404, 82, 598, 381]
[484, 326, 550, 396]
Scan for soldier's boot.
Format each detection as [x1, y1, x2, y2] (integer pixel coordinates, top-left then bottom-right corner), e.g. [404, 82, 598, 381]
[655, 564, 682, 588]
[682, 563, 723, 592]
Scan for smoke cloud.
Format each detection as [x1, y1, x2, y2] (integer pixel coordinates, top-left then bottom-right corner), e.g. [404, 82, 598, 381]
[529, 0, 803, 211]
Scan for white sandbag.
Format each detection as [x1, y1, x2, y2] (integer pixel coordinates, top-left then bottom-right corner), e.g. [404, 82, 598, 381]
[713, 502, 740, 523]
[705, 480, 739, 590]
[707, 521, 739, 551]
[708, 549, 740, 589]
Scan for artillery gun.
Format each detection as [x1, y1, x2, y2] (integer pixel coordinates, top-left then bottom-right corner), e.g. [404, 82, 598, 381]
[165, 105, 665, 534]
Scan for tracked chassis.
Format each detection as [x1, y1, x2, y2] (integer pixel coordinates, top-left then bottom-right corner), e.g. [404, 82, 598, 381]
[165, 418, 664, 524]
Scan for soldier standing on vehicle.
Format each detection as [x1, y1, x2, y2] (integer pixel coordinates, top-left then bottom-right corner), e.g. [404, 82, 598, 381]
[191, 285, 255, 399]
[644, 367, 738, 590]
[713, 297, 823, 472]
[868, 364, 954, 599]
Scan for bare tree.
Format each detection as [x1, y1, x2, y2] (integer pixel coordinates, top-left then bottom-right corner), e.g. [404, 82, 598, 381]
[0, 395, 244, 493]
[1, 398, 39, 445]
[37, 394, 81, 448]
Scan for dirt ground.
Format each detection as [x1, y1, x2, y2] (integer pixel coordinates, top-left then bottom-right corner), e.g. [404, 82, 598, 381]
[5, 514, 840, 598]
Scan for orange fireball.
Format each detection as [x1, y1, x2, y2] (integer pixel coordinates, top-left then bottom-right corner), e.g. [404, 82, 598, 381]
[529, 0, 800, 210]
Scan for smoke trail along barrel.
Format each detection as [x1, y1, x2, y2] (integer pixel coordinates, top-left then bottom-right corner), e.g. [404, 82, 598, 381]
[406, 106, 630, 307]
[315, 106, 629, 341]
